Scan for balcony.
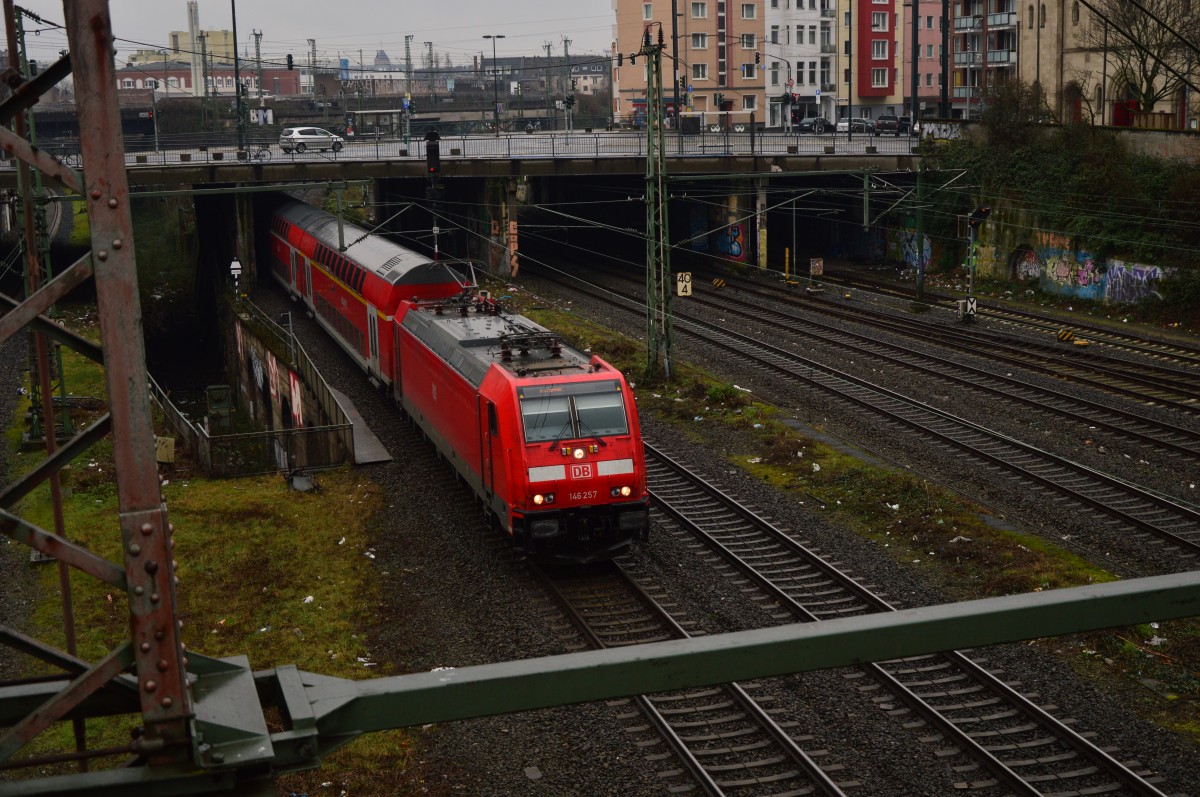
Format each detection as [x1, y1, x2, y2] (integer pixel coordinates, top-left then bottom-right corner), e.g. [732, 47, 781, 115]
[987, 48, 1016, 65]
[954, 51, 981, 65]
[952, 86, 977, 98]
[954, 16, 981, 30]
[820, 43, 835, 54]
[819, 8, 835, 17]
[820, 82, 836, 93]
[987, 11, 1016, 28]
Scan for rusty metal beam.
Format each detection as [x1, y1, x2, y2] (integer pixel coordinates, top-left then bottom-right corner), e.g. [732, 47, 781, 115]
[0, 415, 113, 508]
[0, 511, 127, 588]
[0, 255, 94, 345]
[0, 292, 104, 363]
[0, 126, 85, 195]
[63, 0, 192, 753]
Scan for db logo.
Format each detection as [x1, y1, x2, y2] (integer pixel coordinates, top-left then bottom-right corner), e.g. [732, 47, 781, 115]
[570, 464, 594, 479]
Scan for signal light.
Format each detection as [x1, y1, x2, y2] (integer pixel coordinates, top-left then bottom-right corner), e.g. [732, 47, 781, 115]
[286, 53, 294, 70]
[424, 129, 441, 174]
[754, 51, 761, 64]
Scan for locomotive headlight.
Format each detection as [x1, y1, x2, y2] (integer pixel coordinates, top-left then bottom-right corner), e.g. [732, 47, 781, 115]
[572, 447, 585, 460]
[611, 485, 633, 498]
[533, 493, 555, 505]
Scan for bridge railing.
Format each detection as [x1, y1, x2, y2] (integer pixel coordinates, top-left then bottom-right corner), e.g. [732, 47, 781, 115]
[14, 125, 952, 170]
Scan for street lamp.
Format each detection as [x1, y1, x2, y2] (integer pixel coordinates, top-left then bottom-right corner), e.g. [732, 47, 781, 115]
[483, 34, 505, 137]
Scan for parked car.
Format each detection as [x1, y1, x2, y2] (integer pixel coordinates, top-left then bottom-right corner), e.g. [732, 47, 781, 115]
[796, 116, 831, 133]
[835, 117, 876, 134]
[875, 114, 901, 136]
[279, 127, 345, 153]
[898, 115, 914, 135]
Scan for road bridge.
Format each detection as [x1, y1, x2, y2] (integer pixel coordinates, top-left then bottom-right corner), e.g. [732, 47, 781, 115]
[0, 129, 925, 189]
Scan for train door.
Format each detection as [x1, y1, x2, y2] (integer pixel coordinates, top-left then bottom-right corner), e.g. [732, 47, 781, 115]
[482, 400, 498, 500]
[290, 249, 300, 296]
[366, 304, 380, 377]
[304, 257, 313, 304]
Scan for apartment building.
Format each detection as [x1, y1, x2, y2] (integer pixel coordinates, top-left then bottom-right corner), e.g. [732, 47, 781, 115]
[613, 0, 765, 124]
[835, 0, 906, 122]
[951, 0, 1018, 117]
[762, 0, 837, 125]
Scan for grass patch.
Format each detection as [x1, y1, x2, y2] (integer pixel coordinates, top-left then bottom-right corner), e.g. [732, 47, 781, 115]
[4, 313, 418, 790]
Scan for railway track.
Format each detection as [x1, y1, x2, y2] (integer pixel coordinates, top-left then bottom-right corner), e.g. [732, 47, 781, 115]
[631, 263, 1200, 410]
[813, 267, 1200, 370]
[526, 267, 1200, 566]
[614, 265, 1200, 458]
[535, 561, 857, 796]
[639, 442, 1176, 796]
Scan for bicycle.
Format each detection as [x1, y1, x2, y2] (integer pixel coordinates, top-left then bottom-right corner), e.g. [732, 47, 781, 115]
[250, 143, 272, 163]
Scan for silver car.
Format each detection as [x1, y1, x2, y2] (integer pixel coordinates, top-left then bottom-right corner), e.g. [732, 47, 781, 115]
[279, 127, 344, 153]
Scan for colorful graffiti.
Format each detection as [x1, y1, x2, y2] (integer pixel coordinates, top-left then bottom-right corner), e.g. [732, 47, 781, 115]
[883, 222, 931, 270]
[1011, 246, 1167, 305]
[1106, 260, 1163, 305]
[718, 223, 745, 260]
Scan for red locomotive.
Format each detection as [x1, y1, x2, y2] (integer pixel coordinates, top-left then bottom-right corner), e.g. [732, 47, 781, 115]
[268, 200, 649, 561]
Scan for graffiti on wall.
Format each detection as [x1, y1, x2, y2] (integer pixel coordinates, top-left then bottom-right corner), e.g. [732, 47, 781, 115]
[884, 220, 932, 270]
[1011, 245, 1167, 305]
[1106, 260, 1163, 304]
[717, 223, 746, 261]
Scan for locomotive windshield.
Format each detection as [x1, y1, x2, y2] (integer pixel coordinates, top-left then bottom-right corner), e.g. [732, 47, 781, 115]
[519, 381, 629, 443]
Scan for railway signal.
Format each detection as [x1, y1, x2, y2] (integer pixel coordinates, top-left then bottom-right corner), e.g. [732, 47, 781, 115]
[424, 129, 440, 175]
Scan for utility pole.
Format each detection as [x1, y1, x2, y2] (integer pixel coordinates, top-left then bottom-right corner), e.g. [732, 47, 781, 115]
[848, 1, 853, 142]
[910, 0, 919, 128]
[405, 34, 413, 97]
[232, 0, 245, 151]
[199, 32, 209, 127]
[642, 27, 672, 379]
[915, 164, 926, 300]
[544, 42, 553, 126]
[310, 39, 318, 97]
[253, 29, 263, 100]
[940, 0, 950, 117]
[562, 37, 572, 131]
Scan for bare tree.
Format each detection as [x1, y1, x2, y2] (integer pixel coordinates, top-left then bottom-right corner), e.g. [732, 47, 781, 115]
[1075, 0, 1200, 112]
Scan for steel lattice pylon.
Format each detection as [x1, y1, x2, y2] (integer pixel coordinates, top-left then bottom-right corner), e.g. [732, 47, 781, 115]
[0, 0, 192, 779]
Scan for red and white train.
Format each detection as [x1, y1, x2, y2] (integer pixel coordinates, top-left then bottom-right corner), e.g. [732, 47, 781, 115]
[267, 200, 649, 561]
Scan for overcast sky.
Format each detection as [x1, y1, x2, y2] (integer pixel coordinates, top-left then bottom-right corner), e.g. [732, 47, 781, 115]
[16, 1, 617, 68]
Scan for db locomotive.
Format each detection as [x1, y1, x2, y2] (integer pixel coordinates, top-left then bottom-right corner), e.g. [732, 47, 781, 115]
[267, 201, 649, 561]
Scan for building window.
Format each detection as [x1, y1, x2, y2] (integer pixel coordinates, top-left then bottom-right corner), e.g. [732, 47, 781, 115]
[872, 67, 887, 87]
[692, 33, 709, 48]
[872, 40, 888, 59]
[742, 33, 756, 48]
[771, 25, 780, 44]
[872, 11, 888, 31]
[809, 25, 817, 44]
[926, 14, 934, 28]
[808, 60, 817, 83]
[1072, 0, 1079, 24]
[797, 61, 805, 82]
[743, 94, 757, 110]
[1027, 3, 1034, 28]
[122, 78, 133, 88]
[692, 63, 709, 79]
[844, 11, 851, 26]
[741, 3, 756, 19]
[771, 62, 781, 85]
[692, 1, 707, 17]
[743, 63, 758, 79]
[926, 43, 934, 58]
[926, 72, 933, 86]
[1039, 3, 1046, 27]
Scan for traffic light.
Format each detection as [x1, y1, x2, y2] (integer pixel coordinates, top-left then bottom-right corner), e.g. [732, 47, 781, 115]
[714, 93, 724, 108]
[617, 53, 623, 67]
[286, 53, 293, 70]
[424, 130, 440, 174]
[571, 78, 578, 90]
[968, 207, 991, 228]
[147, 109, 154, 119]
[28, 60, 37, 76]
[754, 51, 761, 64]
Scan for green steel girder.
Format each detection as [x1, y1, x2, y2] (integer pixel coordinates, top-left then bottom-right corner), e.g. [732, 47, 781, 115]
[2, 571, 1198, 796]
